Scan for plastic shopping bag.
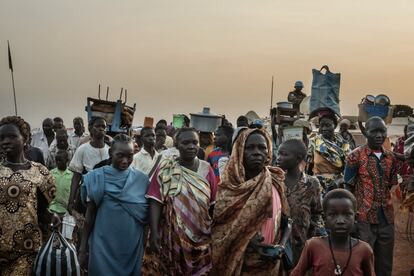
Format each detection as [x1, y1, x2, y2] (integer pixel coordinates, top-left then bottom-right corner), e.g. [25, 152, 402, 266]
[33, 230, 81, 276]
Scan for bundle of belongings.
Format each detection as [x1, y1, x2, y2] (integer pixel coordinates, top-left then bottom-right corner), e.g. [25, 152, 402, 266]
[88, 97, 135, 128]
[310, 65, 341, 117]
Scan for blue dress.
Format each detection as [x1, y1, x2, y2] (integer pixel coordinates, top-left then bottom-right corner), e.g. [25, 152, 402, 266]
[82, 165, 149, 276]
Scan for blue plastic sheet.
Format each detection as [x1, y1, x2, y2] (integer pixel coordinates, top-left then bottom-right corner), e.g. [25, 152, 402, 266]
[310, 68, 341, 116]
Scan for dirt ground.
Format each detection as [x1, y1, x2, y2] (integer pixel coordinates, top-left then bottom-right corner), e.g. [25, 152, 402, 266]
[392, 193, 414, 276]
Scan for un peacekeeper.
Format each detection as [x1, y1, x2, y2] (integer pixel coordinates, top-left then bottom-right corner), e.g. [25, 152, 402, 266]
[288, 81, 307, 111]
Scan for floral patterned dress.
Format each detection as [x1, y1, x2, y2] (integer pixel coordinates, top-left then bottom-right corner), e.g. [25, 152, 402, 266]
[0, 161, 55, 276]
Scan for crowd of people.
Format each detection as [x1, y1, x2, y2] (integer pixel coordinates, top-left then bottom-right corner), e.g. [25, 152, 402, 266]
[0, 96, 413, 275]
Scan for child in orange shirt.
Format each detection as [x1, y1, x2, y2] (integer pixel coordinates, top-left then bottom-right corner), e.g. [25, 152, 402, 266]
[291, 189, 375, 276]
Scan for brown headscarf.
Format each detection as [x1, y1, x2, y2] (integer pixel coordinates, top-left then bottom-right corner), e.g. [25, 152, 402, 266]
[212, 128, 289, 276]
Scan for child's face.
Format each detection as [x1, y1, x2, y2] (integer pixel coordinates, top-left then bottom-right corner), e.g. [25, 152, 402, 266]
[324, 198, 355, 237]
[277, 144, 300, 170]
[55, 154, 68, 171]
[111, 142, 134, 170]
[56, 133, 69, 149]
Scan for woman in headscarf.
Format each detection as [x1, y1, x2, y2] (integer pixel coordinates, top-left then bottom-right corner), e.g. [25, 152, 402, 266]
[143, 127, 217, 275]
[0, 116, 58, 275]
[307, 109, 350, 195]
[212, 128, 291, 276]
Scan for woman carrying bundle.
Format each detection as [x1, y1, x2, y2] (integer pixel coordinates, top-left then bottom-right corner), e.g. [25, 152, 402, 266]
[307, 108, 351, 196]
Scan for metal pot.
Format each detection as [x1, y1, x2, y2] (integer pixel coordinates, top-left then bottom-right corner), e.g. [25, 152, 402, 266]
[362, 95, 375, 105]
[277, 102, 293, 109]
[375, 94, 391, 106]
[190, 107, 223, 133]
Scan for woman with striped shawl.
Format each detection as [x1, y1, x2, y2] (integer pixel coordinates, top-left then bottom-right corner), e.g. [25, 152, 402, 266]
[143, 128, 217, 275]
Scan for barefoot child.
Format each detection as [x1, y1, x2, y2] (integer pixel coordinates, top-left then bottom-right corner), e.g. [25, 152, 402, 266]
[79, 134, 150, 275]
[291, 189, 375, 276]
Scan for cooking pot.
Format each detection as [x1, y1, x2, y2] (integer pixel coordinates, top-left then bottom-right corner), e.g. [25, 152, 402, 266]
[190, 107, 223, 133]
[277, 102, 293, 109]
[362, 95, 375, 105]
[375, 94, 391, 106]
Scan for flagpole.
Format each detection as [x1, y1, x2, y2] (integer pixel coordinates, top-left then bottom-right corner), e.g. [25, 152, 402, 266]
[270, 75, 274, 110]
[11, 70, 17, 116]
[7, 40, 17, 116]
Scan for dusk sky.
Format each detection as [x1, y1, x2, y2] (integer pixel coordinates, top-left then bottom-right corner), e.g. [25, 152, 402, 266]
[1, 0, 413, 128]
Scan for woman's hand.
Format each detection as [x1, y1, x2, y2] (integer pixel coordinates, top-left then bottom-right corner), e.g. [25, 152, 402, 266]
[249, 233, 274, 256]
[67, 202, 74, 215]
[249, 233, 265, 249]
[149, 232, 161, 254]
[50, 213, 61, 229]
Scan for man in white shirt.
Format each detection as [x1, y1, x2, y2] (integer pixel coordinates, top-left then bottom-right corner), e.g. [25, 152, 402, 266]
[31, 118, 55, 160]
[132, 127, 161, 176]
[68, 117, 109, 213]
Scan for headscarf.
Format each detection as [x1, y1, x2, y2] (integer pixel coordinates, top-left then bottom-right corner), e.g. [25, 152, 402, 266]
[212, 128, 288, 276]
[310, 107, 338, 128]
[318, 111, 338, 127]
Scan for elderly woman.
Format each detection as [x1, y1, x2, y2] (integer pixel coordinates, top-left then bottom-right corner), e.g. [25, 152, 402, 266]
[0, 116, 58, 275]
[143, 127, 217, 275]
[339, 119, 356, 150]
[307, 109, 351, 195]
[212, 128, 291, 275]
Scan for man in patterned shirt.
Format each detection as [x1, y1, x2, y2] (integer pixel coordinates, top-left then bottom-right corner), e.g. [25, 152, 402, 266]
[344, 116, 398, 276]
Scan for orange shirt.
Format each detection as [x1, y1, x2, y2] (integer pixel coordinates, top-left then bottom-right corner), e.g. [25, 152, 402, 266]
[291, 237, 375, 276]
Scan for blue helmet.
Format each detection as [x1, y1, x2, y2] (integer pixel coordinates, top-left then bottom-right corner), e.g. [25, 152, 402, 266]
[294, 81, 304, 88]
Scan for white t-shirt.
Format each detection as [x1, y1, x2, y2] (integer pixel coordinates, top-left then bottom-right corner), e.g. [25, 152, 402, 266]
[68, 142, 110, 173]
[132, 148, 161, 175]
[68, 131, 88, 151]
[373, 152, 382, 160]
[30, 131, 55, 161]
[165, 136, 174, 148]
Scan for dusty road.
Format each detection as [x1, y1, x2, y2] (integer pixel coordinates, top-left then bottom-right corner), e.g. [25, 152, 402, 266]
[393, 193, 414, 276]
